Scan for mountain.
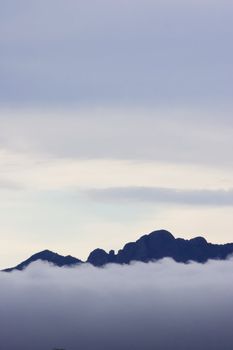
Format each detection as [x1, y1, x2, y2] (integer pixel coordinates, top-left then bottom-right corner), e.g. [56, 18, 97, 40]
[4, 249, 82, 272]
[87, 229, 233, 266]
[4, 229, 233, 271]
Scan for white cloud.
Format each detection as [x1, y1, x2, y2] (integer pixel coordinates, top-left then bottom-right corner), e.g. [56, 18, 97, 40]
[1, 259, 233, 350]
[0, 107, 233, 167]
[1, 147, 233, 192]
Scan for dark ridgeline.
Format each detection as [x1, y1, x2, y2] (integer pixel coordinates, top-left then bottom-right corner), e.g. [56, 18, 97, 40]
[4, 250, 82, 272]
[4, 230, 233, 271]
[87, 230, 233, 266]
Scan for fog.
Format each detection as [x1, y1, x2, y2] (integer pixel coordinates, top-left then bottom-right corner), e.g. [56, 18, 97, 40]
[1, 259, 233, 350]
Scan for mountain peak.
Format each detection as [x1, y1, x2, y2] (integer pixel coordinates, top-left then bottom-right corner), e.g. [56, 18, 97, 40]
[5, 249, 82, 272]
[189, 236, 208, 245]
[30, 249, 57, 259]
[148, 229, 175, 240]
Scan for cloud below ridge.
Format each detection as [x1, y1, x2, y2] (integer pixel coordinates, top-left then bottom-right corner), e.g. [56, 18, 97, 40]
[1, 259, 233, 350]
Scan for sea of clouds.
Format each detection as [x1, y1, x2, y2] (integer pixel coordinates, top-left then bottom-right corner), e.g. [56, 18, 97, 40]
[1, 258, 233, 350]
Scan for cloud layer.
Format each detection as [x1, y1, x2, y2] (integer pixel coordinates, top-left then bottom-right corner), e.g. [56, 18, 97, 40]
[1, 108, 233, 166]
[1, 259, 233, 350]
[87, 186, 233, 206]
[1, 0, 233, 106]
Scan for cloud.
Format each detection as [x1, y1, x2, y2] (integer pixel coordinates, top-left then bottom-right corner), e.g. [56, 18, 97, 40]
[87, 186, 233, 206]
[0, 0, 232, 107]
[0, 108, 233, 167]
[0, 178, 21, 190]
[1, 259, 233, 350]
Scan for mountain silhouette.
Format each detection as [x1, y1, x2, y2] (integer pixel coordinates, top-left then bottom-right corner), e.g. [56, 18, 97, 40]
[88, 230, 233, 266]
[4, 230, 233, 271]
[4, 250, 82, 272]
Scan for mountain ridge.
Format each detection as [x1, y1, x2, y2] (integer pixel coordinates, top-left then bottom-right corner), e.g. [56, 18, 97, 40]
[4, 249, 82, 272]
[4, 229, 233, 271]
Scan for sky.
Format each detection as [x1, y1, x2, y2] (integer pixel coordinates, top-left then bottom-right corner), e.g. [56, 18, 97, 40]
[1, 259, 233, 349]
[0, 0, 233, 268]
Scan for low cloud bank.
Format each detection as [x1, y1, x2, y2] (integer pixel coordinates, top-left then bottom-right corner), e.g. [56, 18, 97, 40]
[1, 259, 233, 350]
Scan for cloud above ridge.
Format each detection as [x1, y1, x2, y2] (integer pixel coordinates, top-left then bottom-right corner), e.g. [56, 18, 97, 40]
[1, 0, 233, 107]
[0, 108, 233, 167]
[1, 259, 233, 350]
[87, 186, 233, 206]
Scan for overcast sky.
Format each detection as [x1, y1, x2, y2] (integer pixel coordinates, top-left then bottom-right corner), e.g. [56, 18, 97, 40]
[0, 0, 233, 268]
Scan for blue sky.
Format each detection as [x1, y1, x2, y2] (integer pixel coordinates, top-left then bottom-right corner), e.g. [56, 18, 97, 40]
[0, 0, 233, 268]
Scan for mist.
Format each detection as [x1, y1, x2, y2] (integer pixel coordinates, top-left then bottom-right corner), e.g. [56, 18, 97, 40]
[1, 259, 233, 350]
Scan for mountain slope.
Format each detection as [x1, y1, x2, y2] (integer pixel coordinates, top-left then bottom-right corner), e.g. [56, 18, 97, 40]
[4, 250, 82, 272]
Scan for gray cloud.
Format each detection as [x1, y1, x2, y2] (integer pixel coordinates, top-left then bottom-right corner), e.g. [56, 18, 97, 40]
[1, 110, 232, 167]
[87, 186, 233, 206]
[0, 0, 233, 107]
[1, 259, 233, 350]
[1, 0, 233, 166]
[0, 178, 22, 190]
